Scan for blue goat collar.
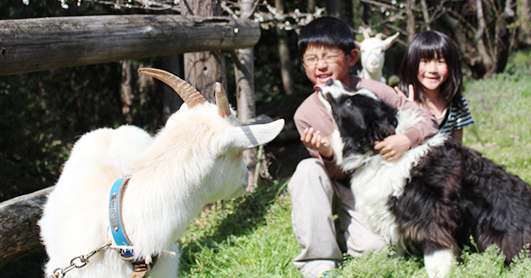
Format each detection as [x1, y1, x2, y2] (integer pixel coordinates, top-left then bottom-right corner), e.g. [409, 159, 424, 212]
[109, 176, 135, 259]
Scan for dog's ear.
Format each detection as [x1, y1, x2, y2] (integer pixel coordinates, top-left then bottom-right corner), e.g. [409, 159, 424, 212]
[330, 95, 368, 131]
[333, 95, 374, 154]
[346, 103, 367, 130]
[334, 94, 398, 155]
[371, 100, 398, 141]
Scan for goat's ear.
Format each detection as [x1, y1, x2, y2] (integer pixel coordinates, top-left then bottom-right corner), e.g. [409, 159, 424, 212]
[383, 32, 400, 49]
[231, 119, 285, 149]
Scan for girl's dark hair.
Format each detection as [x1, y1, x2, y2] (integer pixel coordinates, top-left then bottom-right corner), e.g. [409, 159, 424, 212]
[298, 17, 355, 57]
[398, 30, 464, 112]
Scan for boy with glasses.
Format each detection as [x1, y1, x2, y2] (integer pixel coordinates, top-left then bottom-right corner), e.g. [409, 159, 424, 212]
[288, 17, 438, 277]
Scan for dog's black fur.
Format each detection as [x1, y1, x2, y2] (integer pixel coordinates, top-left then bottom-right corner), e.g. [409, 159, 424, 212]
[325, 87, 531, 265]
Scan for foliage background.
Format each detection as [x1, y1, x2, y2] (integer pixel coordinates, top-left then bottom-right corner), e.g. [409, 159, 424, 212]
[0, 1, 162, 201]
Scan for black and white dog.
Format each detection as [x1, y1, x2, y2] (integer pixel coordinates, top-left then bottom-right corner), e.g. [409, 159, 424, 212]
[316, 79, 531, 278]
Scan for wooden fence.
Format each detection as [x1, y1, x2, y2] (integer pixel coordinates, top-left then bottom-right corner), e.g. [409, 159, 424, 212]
[0, 14, 260, 76]
[0, 14, 260, 267]
[0, 187, 53, 266]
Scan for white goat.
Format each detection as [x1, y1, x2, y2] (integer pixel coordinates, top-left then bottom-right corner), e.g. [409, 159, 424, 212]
[38, 68, 285, 278]
[356, 29, 400, 84]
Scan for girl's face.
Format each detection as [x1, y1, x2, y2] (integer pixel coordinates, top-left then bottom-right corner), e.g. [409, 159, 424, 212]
[302, 45, 357, 88]
[417, 53, 448, 95]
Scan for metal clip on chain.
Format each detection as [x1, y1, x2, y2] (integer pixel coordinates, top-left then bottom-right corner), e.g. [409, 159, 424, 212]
[50, 243, 111, 278]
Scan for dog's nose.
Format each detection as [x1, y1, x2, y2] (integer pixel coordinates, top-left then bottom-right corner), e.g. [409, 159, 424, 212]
[326, 79, 334, 86]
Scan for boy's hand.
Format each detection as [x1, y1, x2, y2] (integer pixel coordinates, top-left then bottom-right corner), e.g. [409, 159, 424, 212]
[394, 84, 415, 102]
[374, 134, 411, 161]
[301, 127, 334, 159]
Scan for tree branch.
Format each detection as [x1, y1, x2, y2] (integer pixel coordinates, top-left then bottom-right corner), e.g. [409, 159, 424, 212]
[475, 0, 494, 71]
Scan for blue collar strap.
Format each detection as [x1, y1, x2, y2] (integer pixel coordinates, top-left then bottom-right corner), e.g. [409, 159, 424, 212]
[109, 176, 135, 259]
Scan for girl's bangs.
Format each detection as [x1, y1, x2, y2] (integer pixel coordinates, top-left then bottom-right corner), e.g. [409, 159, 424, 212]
[418, 43, 445, 60]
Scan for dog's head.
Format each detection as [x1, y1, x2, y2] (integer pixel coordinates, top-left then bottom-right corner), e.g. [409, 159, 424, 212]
[316, 79, 398, 155]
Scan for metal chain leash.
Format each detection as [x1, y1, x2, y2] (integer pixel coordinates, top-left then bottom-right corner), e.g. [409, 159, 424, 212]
[49, 243, 111, 278]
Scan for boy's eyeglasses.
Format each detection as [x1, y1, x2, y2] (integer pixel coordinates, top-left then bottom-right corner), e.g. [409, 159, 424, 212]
[302, 52, 346, 67]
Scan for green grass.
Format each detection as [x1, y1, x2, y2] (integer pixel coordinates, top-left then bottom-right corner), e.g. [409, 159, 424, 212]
[179, 51, 531, 277]
[179, 183, 301, 277]
[462, 50, 531, 183]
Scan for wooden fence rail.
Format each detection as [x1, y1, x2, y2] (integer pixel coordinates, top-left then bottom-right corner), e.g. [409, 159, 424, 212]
[0, 187, 53, 267]
[0, 14, 260, 76]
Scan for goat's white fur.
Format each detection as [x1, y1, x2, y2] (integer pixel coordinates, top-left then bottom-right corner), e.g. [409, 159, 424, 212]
[319, 79, 450, 277]
[356, 29, 400, 84]
[39, 74, 285, 277]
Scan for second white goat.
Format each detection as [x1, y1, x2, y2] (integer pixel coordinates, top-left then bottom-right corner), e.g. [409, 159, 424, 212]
[38, 68, 285, 278]
[356, 29, 400, 84]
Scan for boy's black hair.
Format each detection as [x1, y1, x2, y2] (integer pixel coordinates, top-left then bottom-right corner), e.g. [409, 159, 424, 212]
[398, 30, 464, 112]
[298, 16, 355, 56]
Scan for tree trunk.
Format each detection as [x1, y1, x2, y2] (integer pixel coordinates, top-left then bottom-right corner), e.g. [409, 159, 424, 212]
[120, 60, 134, 123]
[439, 11, 481, 72]
[518, 0, 531, 45]
[235, 0, 258, 191]
[308, 0, 316, 12]
[233, 48, 258, 191]
[275, 0, 294, 96]
[406, 0, 416, 41]
[137, 61, 160, 132]
[475, 0, 494, 76]
[232, 49, 255, 125]
[159, 55, 184, 120]
[327, 0, 343, 19]
[494, 0, 515, 73]
[351, 0, 364, 30]
[420, 0, 431, 30]
[182, 0, 226, 102]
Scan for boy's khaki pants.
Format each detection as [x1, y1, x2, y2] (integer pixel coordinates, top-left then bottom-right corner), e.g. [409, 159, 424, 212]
[288, 158, 386, 273]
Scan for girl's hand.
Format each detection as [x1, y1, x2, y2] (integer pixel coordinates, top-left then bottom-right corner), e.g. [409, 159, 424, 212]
[374, 134, 411, 161]
[301, 127, 334, 159]
[394, 84, 415, 102]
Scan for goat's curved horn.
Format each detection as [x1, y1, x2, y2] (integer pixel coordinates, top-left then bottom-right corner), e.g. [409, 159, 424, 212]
[138, 68, 206, 108]
[215, 82, 231, 117]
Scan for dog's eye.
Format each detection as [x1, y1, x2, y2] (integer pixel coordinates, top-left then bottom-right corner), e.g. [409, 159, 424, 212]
[346, 98, 353, 107]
